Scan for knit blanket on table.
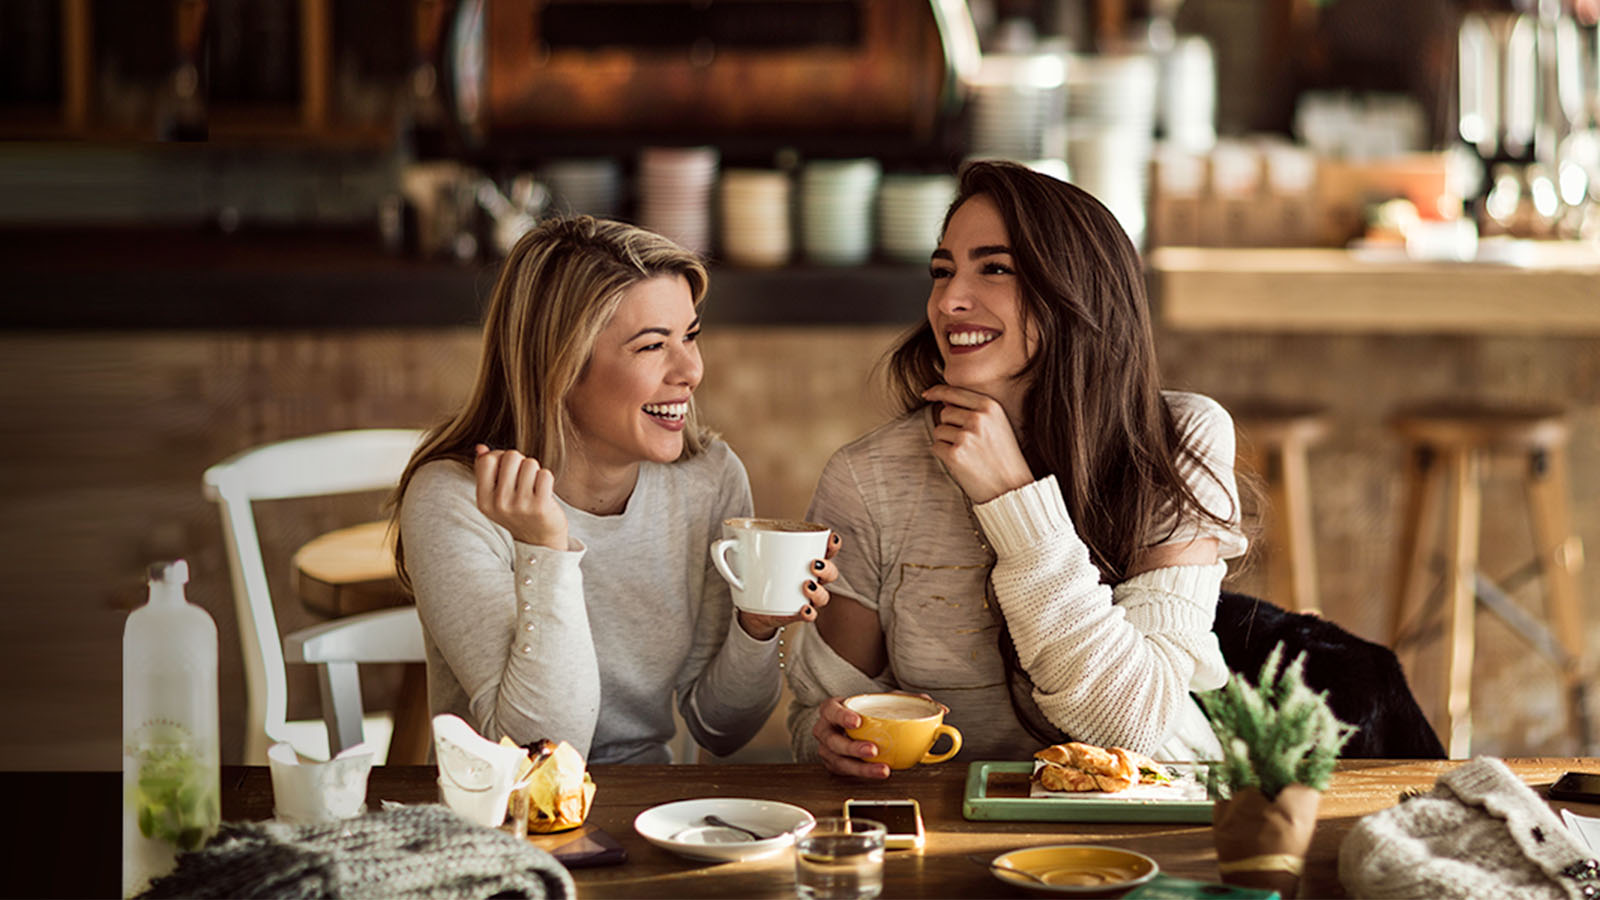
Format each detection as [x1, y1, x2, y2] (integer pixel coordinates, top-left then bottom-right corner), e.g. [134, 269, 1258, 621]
[137, 804, 575, 899]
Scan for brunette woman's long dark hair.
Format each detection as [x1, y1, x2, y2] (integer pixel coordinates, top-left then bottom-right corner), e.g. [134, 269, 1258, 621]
[887, 161, 1245, 745]
[888, 160, 1235, 584]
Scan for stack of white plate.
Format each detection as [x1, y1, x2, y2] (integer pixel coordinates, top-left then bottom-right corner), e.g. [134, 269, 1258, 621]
[539, 158, 622, 218]
[1064, 52, 1160, 247]
[719, 169, 792, 268]
[637, 146, 719, 255]
[877, 174, 957, 264]
[968, 52, 1068, 161]
[799, 158, 881, 266]
[1158, 36, 1217, 154]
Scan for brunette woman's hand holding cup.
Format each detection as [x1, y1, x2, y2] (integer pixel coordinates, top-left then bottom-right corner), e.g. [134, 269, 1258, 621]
[736, 531, 841, 640]
[921, 384, 1035, 504]
[813, 695, 893, 780]
[473, 444, 569, 551]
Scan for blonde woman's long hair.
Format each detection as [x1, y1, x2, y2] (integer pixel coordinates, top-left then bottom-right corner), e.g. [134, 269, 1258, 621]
[391, 216, 711, 590]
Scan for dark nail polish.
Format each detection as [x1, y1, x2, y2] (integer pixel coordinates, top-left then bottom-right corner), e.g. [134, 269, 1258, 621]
[812, 559, 825, 571]
[804, 605, 815, 616]
[805, 580, 818, 592]
[830, 533, 841, 545]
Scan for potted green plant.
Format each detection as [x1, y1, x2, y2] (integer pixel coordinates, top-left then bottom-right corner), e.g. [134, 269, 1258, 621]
[1197, 642, 1357, 898]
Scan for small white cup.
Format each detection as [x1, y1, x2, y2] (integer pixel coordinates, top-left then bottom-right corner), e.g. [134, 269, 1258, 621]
[711, 517, 830, 616]
[431, 714, 528, 828]
[267, 741, 373, 824]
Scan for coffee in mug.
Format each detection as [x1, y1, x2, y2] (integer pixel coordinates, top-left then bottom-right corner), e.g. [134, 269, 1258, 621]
[842, 693, 963, 770]
[711, 517, 831, 616]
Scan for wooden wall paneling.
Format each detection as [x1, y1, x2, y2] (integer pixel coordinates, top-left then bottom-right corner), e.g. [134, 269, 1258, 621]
[2, 326, 1596, 767]
[63, 0, 91, 132]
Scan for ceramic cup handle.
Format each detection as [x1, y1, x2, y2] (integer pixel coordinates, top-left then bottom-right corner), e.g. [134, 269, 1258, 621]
[920, 725, 963, 765]
[710, 538, 744, 593]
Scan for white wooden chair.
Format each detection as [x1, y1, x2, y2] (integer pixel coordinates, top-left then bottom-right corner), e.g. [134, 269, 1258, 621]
[202, 428, 426, 764]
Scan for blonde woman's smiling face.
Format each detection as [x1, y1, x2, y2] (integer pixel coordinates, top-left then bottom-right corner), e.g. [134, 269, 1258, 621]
[927, 194, 1037, 406]
[566, 274, 703, 469]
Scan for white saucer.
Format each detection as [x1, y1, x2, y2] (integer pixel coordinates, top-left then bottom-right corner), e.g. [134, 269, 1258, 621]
[634, 797, 815, 862]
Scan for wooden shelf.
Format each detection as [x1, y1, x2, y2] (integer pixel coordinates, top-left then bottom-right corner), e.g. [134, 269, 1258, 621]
[1150, 244, 1600, 335]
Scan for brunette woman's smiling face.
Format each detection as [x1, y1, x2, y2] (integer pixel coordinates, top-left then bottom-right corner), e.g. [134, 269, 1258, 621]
[565, 274, 703, 472]
[927, 194, 1037, 412]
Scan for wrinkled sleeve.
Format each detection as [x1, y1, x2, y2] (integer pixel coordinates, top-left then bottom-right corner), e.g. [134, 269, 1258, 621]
[1157, 393, 1248, 559]
[672, 447, 783, 758]
[401, 462, 602, 754]
[785, 447, 894, 759]
[972, 475, 1229, 754]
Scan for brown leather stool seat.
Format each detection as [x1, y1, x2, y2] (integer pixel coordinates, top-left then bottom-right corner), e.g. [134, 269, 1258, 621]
[1229, 401, 1332, 616]
[1388, 404, 1590, 758]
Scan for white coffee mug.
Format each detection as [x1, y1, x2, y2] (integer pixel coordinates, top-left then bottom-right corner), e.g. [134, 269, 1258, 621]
[711, 517, 830, 615]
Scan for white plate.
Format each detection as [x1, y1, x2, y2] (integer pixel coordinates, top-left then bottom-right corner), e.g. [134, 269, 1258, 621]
[634, 797, 815, 862]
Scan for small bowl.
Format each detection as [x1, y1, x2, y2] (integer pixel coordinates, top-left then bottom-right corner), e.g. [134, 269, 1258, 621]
[990, 844, 1159, 895]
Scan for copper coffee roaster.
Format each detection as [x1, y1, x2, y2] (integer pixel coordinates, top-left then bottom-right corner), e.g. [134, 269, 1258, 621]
[475, 0, 964, 139]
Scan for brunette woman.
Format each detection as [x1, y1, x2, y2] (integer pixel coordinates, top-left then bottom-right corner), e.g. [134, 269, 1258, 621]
[788, 161, 1245, 778]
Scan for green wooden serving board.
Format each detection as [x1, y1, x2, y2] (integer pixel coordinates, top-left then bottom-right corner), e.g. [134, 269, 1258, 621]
[962, 761, 1215, 824]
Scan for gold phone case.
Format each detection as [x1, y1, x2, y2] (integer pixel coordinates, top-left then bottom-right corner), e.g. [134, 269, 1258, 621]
[844, 798, 924, 850]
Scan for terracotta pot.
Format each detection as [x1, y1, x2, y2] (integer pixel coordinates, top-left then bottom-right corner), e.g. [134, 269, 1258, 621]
[1213, 783, 1322, 898]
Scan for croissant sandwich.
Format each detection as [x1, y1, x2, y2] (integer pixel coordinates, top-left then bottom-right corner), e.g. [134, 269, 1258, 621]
[1032, 741, 1172, 794]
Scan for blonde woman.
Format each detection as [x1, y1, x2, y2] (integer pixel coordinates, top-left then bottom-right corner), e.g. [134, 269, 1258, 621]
[395, 216, 835, 764]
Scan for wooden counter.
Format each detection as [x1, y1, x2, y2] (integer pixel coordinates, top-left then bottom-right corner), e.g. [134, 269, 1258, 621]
[1151, 244, 1600, 334]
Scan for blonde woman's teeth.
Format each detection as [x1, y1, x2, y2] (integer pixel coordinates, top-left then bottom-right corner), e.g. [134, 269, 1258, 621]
[643, 402, 688, 420]
[949, 331, 998, 347]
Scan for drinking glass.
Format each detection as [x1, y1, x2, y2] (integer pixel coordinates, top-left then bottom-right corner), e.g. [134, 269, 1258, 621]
[794, 817, 886, 900]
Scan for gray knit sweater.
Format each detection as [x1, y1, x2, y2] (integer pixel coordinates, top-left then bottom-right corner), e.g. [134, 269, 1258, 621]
[137, 804, 575, 898]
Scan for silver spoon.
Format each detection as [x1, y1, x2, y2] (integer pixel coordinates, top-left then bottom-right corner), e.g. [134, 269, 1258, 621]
[970, 855, 1050, 885]
[702, 814, 772, 841]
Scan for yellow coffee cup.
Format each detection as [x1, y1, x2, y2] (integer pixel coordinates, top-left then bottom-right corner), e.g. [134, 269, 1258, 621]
[843, 693, 963, 770]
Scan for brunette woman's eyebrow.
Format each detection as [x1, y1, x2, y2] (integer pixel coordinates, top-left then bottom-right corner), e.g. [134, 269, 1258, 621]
[930, 249, 954, 262]
[969, 244, 1012, 259]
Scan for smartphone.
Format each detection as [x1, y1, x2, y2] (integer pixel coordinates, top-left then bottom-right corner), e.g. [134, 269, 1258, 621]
[1549, 772, 1600, 803]
[843, 798, 924, 850]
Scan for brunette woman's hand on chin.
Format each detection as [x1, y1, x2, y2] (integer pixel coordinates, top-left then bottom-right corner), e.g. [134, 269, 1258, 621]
[921, 384, 1036, 504]
[473, 444, 569, 551]
[736, 532, 842, 641]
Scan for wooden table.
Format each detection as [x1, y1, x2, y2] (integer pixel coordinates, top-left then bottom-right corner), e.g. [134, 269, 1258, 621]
[207, 758, 1595, 898]
[291, 519, 431, 765]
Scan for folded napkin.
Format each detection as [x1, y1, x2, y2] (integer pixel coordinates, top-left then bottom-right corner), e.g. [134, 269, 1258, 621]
[136, 803, 574, 899]
[1339, 756, 1600, 900]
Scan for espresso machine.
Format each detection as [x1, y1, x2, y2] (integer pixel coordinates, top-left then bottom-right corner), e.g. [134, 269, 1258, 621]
[1457, 0, 1599, 236]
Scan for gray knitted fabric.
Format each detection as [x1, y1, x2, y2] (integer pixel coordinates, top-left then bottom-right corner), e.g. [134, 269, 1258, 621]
[137, 804, 576, 899]
[1339, 757, 1600, 900]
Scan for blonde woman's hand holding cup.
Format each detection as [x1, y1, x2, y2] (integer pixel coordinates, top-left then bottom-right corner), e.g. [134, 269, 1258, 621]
[473, 444, 568, 551]
[735, 530, 841, 641]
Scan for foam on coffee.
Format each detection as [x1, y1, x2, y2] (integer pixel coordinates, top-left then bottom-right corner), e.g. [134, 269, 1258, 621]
[723, 517, 828, 533]
[846, 694, 938, 721]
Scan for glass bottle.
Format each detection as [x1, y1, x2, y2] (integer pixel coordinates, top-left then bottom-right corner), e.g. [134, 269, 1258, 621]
[122, 560, 219, 897]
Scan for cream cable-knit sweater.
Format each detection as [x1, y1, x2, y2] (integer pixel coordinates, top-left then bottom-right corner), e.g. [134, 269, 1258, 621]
[787, 392, 1243, 762]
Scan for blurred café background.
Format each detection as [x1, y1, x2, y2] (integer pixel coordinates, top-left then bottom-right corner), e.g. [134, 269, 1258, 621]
[2, 0, 1598, 770]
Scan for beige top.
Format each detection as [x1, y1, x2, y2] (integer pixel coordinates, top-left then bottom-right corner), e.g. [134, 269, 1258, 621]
[787, 391, 1245, 762]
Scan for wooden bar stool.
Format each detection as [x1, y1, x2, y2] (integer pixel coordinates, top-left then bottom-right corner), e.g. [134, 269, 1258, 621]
[1388, 405, 1590, 758]
[1230, 401, 1331, 615]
